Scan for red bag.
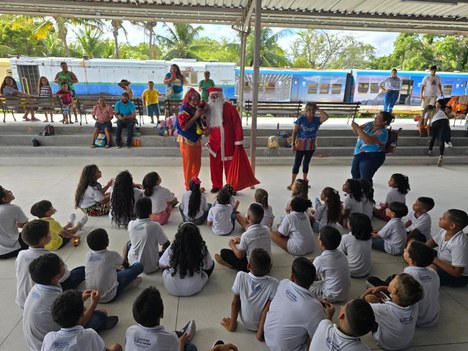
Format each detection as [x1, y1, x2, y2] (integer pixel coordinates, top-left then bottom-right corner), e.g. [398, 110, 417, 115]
[385, 127, 402, 155]
[226, 146, 260, 191]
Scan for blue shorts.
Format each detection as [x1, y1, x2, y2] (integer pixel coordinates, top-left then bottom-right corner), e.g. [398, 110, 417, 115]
[147, 103, 161, 117]
[94, 121, 112, 130]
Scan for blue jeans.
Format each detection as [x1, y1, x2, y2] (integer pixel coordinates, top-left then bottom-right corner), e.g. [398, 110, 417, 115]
[435, 263, 468, 287]
[292, 150, 315, 175]
[86, 310, 108, 331]
[60, 266, 85, 290]
[351, 152, 386, 186]
[116, 119, 136, 146]
[383, 90, 399, 112]
[185, 343, 198, 351]
[372, 237, 386, 252]
[115, 262, 144, 298]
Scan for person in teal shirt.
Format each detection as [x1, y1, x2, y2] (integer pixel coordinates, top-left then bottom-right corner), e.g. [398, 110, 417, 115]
[199, 71, 215, 101]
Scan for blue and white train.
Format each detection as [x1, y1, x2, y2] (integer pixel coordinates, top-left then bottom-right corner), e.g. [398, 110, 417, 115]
[9, 57, 468, 107]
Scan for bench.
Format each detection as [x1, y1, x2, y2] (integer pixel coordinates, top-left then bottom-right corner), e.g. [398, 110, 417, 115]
[244, 100, 304, 124]
[163, 99, 182, 119]
[314, 102, 361, 123]
[75, 96, 144, 126]
[0, 96, 63, 123]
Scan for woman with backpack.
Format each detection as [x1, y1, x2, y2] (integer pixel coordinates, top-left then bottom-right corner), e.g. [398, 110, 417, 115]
[350, 111, 394, 186]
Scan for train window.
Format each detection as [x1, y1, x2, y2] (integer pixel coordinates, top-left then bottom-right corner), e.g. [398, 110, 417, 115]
[331, 84, 342, 94]
[370, 83, 380, 94]
[308, 84, 318, 94]
[358, 82, 369, 93]
[443, 84, 453, 96]
[319, 83, 329, 94]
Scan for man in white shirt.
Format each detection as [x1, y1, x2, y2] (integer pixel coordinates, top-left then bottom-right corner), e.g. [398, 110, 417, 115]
[380, 69, 401, 113]
[421, 65, 443, 109]
[264, 257, 325, 351]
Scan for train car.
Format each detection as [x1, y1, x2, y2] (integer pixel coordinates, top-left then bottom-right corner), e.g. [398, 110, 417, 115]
[235, 67, 350, 102]
[351, 69, 468, 106]
[9, 57, 236, 98]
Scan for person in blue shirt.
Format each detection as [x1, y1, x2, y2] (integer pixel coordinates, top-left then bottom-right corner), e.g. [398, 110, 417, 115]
[114, 92, 137, 148]
[351, 111, 393, 186]
[288, 102, 329, 190]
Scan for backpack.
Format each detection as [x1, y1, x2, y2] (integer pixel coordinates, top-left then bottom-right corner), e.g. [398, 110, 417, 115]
[94, 132, 107, 147]
[41, 124, 55, 136]
[385, 127, 402, 155]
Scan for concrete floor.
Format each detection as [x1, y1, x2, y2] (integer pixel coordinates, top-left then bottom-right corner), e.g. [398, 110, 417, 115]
[0, 159, 467, 350]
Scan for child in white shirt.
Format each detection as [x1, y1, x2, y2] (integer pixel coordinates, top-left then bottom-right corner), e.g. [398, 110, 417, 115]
[309, 299, 376, 351]
[405, 196, 434, 243]
[342, 179, 364, 228]
[0, 185, 28, 259]
[310, 226, 351, 302]
[221, 248, 279, 340]
[142, 171, 178, 225]
[374, 173, 410, 221]
[208, 188, 235, 235]
[75, 164, 113, 216]
[159, 222, 214, 296]
[361, 273, 423, 350]
[339, 213, 373, 278]
[41, 290, 122, 351]
[125, 286, 197, 351]
[359, 178, 375, 220]
[216, 203, 271, 272]
[85, 228, 143, 303]
[264, 257, 325, 351]
[372, 202, 408, 255]
[180, 177, 210, 225]
[271, 196, 316, 256]
[427, 209, 468, 287]
[126, 197, 170, 274]
[236, 188, 274, 230]
[312, 186, 342, 233]
[15, 220, 85, 309]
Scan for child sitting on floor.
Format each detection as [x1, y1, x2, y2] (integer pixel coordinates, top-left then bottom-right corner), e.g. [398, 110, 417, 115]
[221, 248, 278, 341]
[126, 197, 170, 274]
[142, 171, 178, 225]
[125, 286, 197, 351]
[236, 188, 274, 230]
[75, 165, 113, 216]
[312, 186, 342, 233]
[342, 179, 364, 228]
[180, 177, 210, 225]
[360, 273, 423, 350]
[109, 170, 143, 228]
[371, 202, 408, 256]
[216, 203, 271, 272]
[85, 228, 144, 303]
[208, 188, 236, 235]
[285, 179, 309, 213]
[30, 200, 87, 249]
[427, 209, 468, 287]
[374, 173, 410, 221]
[359, 178, 375, 220]
[405, 196, 435, 243]
[310, 226, 351, 302]
[42, 290, 122, 351]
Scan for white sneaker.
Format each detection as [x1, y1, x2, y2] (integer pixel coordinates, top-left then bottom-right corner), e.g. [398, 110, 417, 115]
[179, 320, 196, 341]
[68, 213, 76, 226]
[77, 215, 88, 228]
[446, 141, 453, 148]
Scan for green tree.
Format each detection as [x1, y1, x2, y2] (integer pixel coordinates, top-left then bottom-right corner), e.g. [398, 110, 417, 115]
[109, 19, 128, 59]
[245, 28, 290, 67]
[0, 16, 46, 56]
[73, 25, 105, 58]
[156, 23, 205, 60]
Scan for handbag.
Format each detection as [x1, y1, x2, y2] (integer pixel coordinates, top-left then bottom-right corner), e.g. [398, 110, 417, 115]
[295, 137, 315, 151]
[94, 132, 107, 147]
[165, 84, 174, 98]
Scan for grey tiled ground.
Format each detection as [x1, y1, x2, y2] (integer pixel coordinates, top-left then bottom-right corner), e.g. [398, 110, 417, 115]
[0, 160, 467, 351]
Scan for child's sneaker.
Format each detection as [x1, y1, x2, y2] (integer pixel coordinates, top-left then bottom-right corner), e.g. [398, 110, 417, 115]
[68, 213, 76, 226]
[77, 215, 88, 229]
[178, 320, 196, 341]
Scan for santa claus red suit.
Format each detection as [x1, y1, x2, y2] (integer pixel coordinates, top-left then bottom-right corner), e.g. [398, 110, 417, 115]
[206, 87, 244, 192]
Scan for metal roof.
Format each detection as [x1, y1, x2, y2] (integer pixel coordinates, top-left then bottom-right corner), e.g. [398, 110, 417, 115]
[1, 0, 468, 34]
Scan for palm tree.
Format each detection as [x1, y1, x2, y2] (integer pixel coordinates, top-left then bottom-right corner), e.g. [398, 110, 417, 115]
[74, 25, 104, 58]
[156, 23, 206, 60]
[109, 19, 128, 59]
[245, 28, 291, 67]
[144, 21, 157, 59]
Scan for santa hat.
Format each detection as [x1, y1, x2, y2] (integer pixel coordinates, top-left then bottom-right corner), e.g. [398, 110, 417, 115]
[208, 87, 223, 94]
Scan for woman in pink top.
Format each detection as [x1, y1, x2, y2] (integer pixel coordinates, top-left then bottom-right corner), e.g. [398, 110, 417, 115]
[91, 97, 114, 148]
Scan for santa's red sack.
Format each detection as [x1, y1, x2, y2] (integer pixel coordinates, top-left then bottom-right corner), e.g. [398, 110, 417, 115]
[226, 146, 260, 191]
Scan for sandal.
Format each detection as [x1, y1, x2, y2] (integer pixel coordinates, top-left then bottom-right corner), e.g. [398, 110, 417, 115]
[105, 145, 110, 148]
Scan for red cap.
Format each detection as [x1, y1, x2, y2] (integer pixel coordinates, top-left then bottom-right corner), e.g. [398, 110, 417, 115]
[208, 87, 223, 94]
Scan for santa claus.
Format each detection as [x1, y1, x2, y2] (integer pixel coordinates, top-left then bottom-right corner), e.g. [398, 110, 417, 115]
[206, 87, 258, 192]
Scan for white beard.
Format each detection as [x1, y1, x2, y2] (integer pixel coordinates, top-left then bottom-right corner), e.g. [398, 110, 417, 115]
[207, 96, 224, 129]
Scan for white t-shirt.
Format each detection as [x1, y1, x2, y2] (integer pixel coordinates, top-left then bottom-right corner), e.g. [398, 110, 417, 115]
[238, 224, 271, 262]
[431, 109, 449, 123]
[362, 197, 373, 219]
[85, 249, 123, 302]
[385, 187, 406, 205]
[79, 185, 105, 208]
[343, 195, 364, 215]
[309, 319, 370, 351]
[109, 187, 143, 223]
[377, 218, 406, 255]
[232, 272, 279, 331]
[406, 211, 432, 241]
[380, 76, 401, 91]
[264, 279, 324, 351]
[278, 211, 316, 256]
[259, 204, 275, 229]
[310, 249, 351, 302]
[41, 326, 105, 351]
[146, 186, 176, 214]
[180, 190, 208, 220]
[0, 203, 28, 255]
[421, 74, 441, 97]
[339, 233, 372, 278]
[15, 247, 71, 309]
[434, 230, 468, 276]
[314, 205, 338, 231]
[125, 324, 179, 351]
[128, 218, 169, 274]
[23, 284, 62, 351]
[371, 301, 418, 350]
[159, 246, 213, 296]
[207, 203, 233, 235]
[404, 266, 440, 327]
